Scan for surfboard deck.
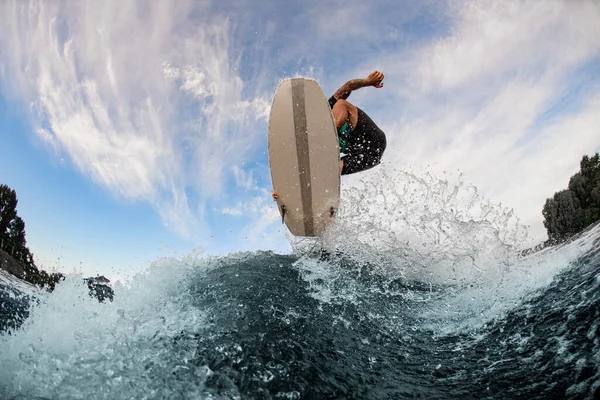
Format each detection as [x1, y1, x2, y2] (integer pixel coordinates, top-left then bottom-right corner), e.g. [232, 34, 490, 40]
[268, 78, 340, 237]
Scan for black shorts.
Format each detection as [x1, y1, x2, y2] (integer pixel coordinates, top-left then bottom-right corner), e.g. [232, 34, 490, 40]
[341, 108, 387, 175]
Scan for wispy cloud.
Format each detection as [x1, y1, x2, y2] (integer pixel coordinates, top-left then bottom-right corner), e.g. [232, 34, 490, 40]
[1, 0, 598, 251]
[369, 0, 600, 240]
[410, 1, 599, 92]
[0, 0, 269, 238]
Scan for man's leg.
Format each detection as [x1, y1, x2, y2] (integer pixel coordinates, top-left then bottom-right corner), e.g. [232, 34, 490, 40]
[339, 109, 387, 176]
[331, 99, 359, 130]
[332, 99, 359, 173]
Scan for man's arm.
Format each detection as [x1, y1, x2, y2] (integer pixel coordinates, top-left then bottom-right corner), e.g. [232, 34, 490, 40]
[333, 70, 384, 100]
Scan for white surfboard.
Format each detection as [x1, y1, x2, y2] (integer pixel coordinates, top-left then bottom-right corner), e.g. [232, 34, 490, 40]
[268, 78, 340, 237]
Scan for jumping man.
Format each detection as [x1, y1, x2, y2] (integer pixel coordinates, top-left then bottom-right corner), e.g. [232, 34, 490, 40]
[272, 70, 387, 200]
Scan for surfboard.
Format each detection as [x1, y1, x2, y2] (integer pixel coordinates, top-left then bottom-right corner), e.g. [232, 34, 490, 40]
[268, 78, 340, 237]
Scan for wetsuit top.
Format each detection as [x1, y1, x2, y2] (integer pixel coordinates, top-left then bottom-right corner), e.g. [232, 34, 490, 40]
[328, 95, 387, 175]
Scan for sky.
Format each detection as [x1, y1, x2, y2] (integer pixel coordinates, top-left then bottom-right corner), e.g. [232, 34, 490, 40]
[0, 0, 599, 279]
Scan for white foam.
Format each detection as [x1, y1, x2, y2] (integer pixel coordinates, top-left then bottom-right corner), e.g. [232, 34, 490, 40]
[290, 166, 600, 334]
[424, 223, 600, 335]
[0, 268, 41, 296]
[293, 166, 529, 285]
[0, 256, 211, 398]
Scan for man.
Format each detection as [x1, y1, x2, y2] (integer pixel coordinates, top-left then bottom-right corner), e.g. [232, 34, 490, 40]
[329, 70, 387, 175]
[273, 70, 387, 200]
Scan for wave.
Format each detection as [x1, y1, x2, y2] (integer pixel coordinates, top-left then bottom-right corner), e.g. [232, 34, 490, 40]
[1, 168, 599, 399]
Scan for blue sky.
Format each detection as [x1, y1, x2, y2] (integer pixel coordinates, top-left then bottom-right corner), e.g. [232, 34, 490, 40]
[0, 0, 599, 279]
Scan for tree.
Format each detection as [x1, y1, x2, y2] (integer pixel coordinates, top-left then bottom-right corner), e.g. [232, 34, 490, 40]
[0, 185, 35, 267]
[0, 183, 64, 290]
[542, 190, 581, 241]
[7, 216, 32, 262]
[543, 153, 600, 241]
[0, 184, 18, 244]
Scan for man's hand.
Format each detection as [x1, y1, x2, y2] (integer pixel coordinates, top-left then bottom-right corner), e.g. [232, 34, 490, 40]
[333, 70, 385, 99]
[272, 190, 279, 201]
[365, 70, 384, 88]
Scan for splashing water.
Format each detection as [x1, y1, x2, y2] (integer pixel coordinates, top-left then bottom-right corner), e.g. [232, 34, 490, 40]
[1, 168, 599, 399]
[294, 167, 529, 285]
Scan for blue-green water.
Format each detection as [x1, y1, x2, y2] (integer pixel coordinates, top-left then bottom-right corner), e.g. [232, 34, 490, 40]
[1, 170, 599, 399]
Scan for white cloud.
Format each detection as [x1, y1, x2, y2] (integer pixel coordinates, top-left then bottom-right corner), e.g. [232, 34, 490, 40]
[1, 0, 598, 253]
[0, 0, 269, 238]
[221, 207, 242, 216]
[227, 194, 286, 252]
[409, 0, 600, 92]
[369, 0, 600, 242]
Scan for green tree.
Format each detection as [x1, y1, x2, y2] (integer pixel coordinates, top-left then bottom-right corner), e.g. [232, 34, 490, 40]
[8, 216, 32, 262]
[543, 153, 600, 241]
[0, 183, 64, 289]
[542, 190, 581, 240]
[0, 184, 18, 244]
[0, 185, 34, 267]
